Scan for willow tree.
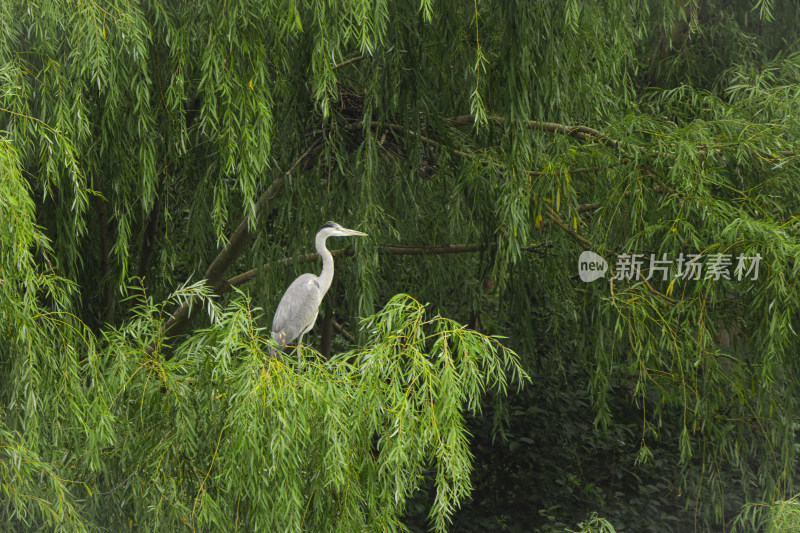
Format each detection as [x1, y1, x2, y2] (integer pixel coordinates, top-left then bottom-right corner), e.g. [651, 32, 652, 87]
[2, 0, 800, 531]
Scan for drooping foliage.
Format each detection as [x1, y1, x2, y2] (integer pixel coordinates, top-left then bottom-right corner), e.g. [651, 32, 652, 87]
[2, 0, 800, 531]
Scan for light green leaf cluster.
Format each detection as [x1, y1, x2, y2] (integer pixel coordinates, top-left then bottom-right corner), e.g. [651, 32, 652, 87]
[733, 495, 800, 532]
[0, 109, 97, 530]
[31, 290, 522, 531]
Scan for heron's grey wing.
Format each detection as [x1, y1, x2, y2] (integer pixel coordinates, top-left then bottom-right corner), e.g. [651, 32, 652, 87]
[271, 274, 323, 345]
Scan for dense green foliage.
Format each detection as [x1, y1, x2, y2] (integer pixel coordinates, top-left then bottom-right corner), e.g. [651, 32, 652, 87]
[3, 0, 800, 530]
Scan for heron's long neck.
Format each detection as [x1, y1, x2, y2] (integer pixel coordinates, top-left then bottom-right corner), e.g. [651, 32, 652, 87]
[315, 232, 334, 296]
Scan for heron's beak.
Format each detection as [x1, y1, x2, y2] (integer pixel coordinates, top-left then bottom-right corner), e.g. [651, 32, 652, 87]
[342, 228, 368, 237]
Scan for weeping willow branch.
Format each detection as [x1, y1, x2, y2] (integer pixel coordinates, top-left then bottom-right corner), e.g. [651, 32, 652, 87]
[542, 205, 676, 303]
[527, 166, 603, 176]
[357, 119, 609, 173]
[445, 114, 618, 148]
[95, 195, 114, 324]
[348, 120, 474, 158]
[446, 114, 799, 161]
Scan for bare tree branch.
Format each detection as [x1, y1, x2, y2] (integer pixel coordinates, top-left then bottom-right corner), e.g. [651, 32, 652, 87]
[220, 242, 551, 294]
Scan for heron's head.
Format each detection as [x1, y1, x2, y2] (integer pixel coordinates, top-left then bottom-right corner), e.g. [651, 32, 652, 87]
[317, 221, 368, 238]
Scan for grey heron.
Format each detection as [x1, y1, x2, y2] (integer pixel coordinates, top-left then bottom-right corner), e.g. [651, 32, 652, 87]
[270, 221, 367, 355]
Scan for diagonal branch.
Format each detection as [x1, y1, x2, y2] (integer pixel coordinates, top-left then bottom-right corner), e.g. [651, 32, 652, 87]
[332, 318, 355, 343]
[333, 55, 365, 70]
[542, 205, 593, 249]
[156, 176, 285, 345]
[154, 140, 322, 350]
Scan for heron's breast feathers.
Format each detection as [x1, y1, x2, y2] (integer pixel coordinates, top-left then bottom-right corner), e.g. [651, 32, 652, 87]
[271, 274, 324, 345]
